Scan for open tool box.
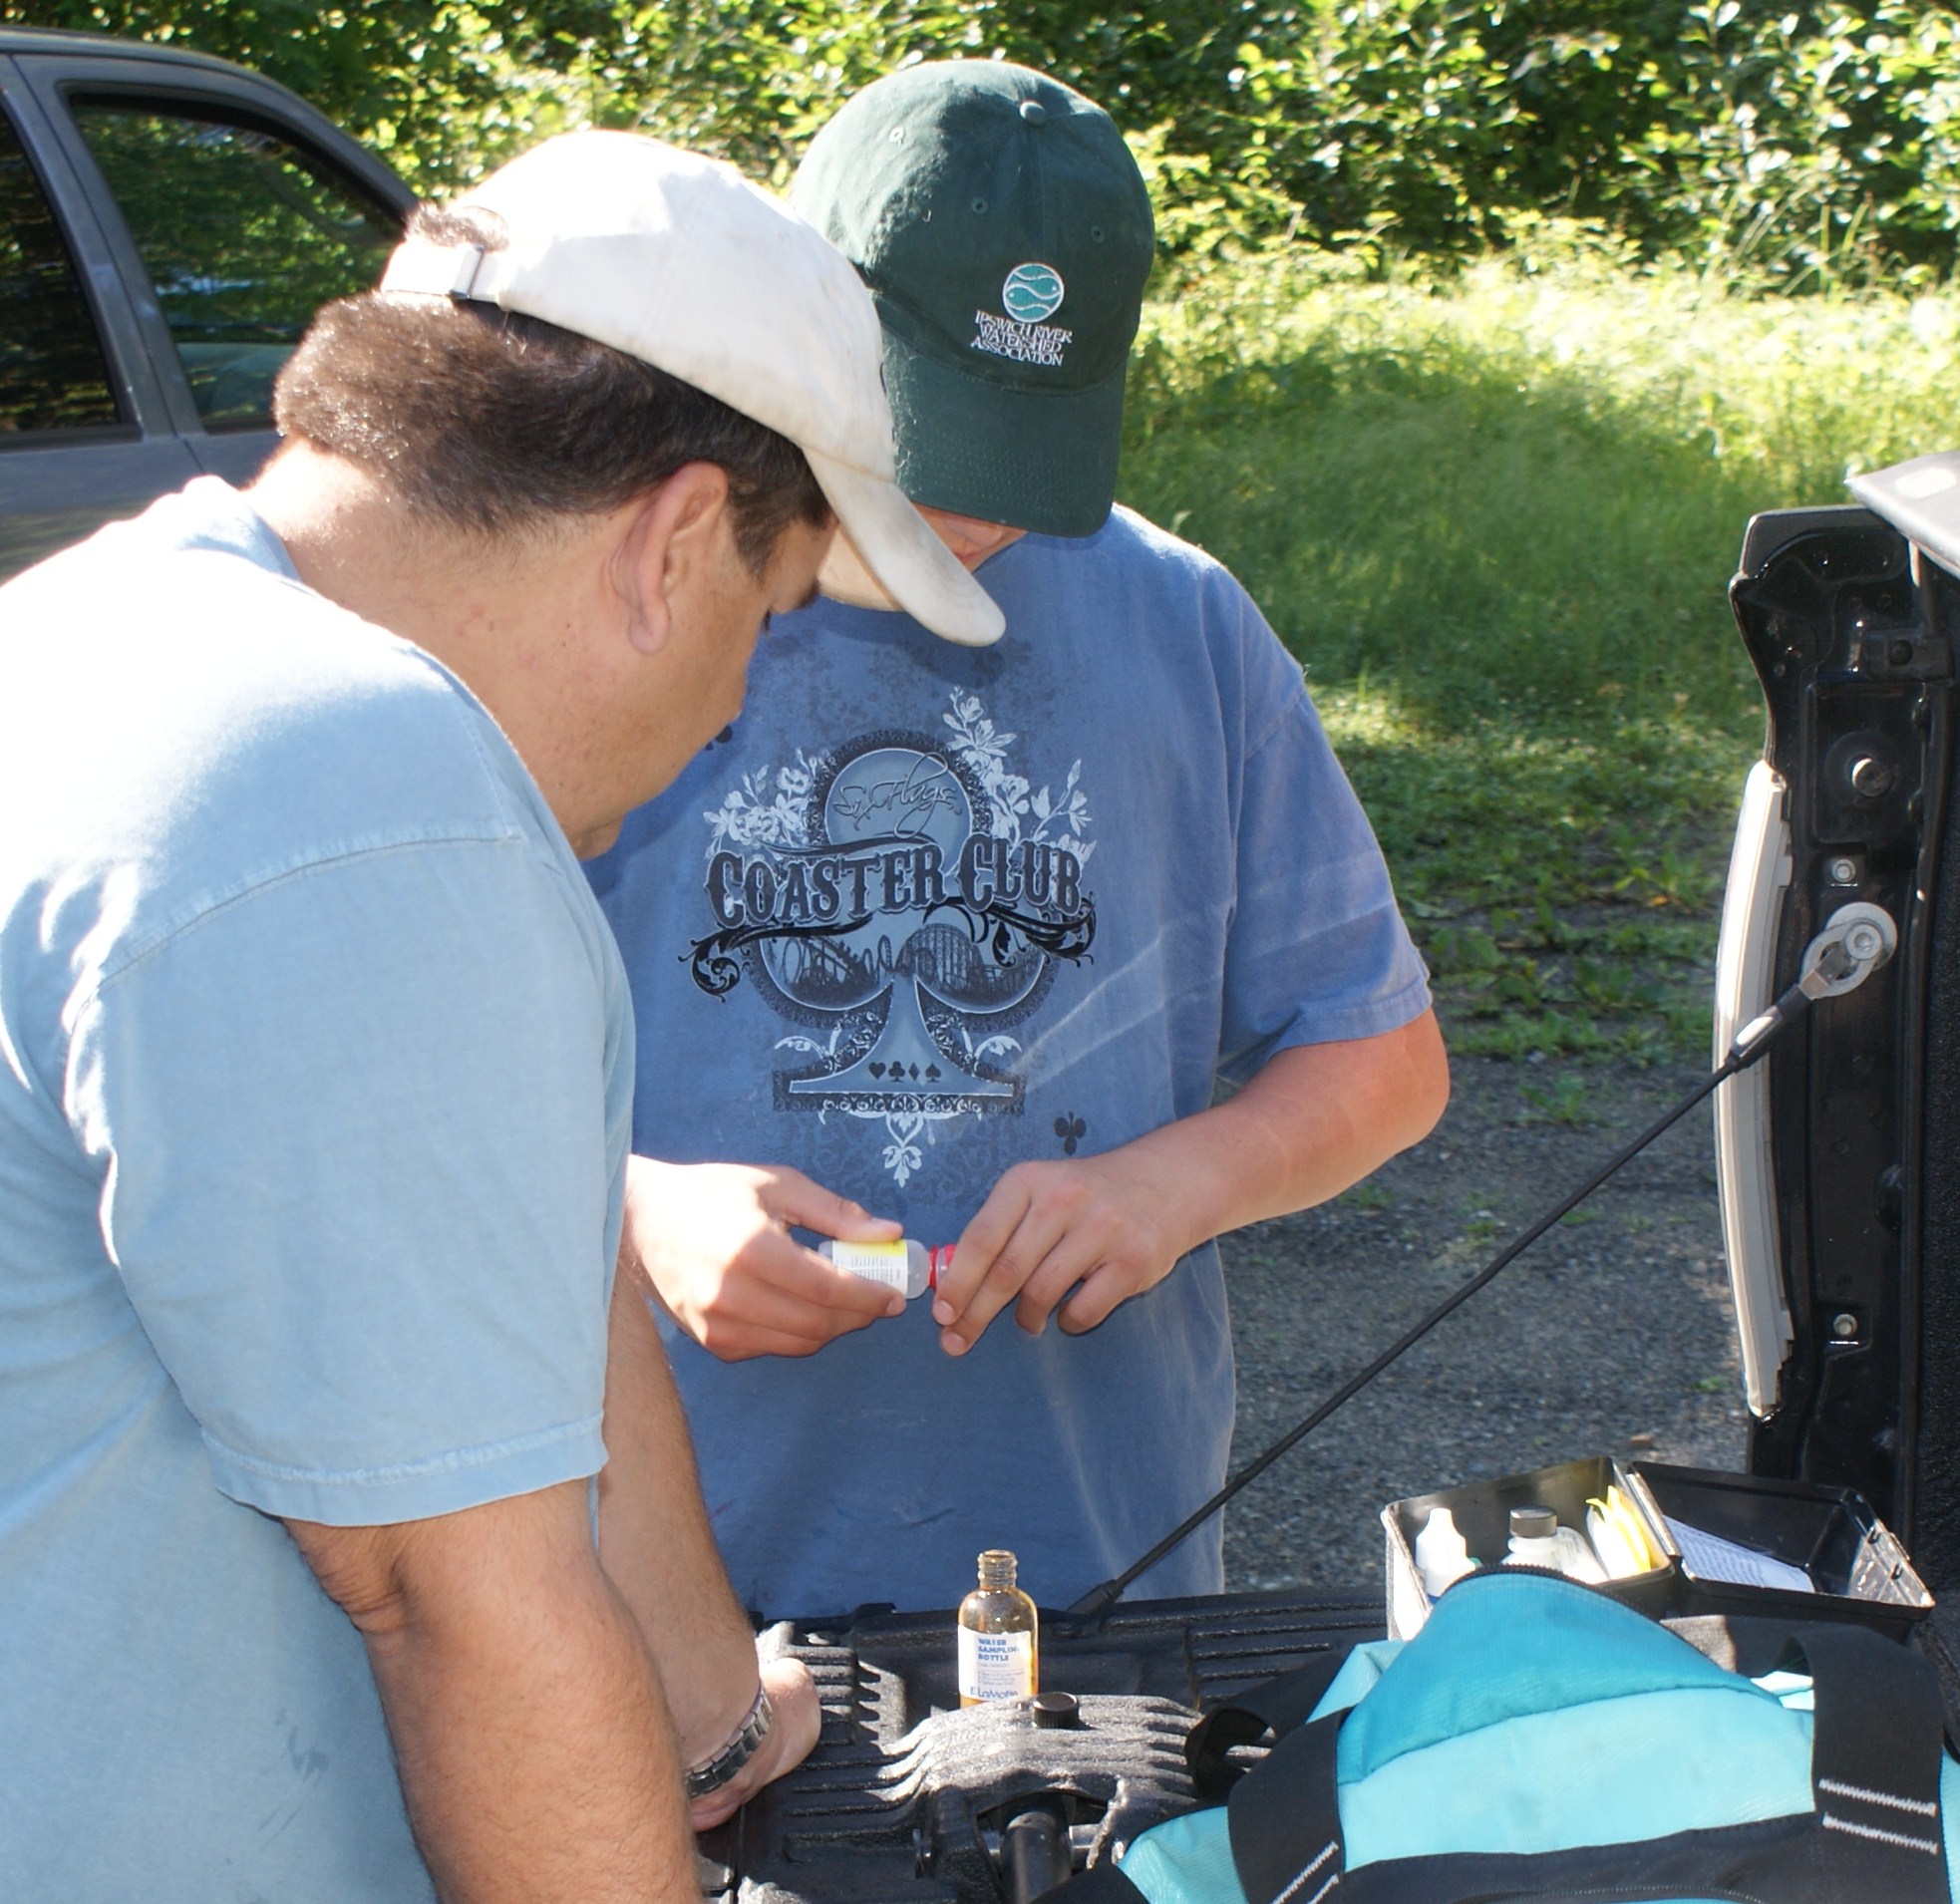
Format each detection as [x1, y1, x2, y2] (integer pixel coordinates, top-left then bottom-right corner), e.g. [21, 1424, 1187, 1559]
[1383, 1453, 1934, 1640]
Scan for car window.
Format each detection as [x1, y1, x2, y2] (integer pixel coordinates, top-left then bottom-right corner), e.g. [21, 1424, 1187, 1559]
[69, 104, 398, 430]
[0, 104, 123, 437]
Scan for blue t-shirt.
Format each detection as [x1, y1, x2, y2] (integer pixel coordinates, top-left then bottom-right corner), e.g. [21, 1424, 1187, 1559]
[588, 507, 1428, 1619]
[0, 481, 633, 1901]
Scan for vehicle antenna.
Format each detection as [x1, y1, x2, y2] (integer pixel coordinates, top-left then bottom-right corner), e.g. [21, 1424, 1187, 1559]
[1065, 911, 1893, 1623]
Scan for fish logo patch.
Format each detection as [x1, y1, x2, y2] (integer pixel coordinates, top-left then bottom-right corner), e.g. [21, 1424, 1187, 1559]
[1002, 262, 1065, 323]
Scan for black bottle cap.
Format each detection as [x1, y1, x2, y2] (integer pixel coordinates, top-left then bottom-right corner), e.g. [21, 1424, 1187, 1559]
[1509, 1505, 1558, 1540]
[1032, 1692, 1081, 1729]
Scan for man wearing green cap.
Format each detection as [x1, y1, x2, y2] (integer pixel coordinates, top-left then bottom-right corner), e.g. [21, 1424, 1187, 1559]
[589, 62, 1448, 1618]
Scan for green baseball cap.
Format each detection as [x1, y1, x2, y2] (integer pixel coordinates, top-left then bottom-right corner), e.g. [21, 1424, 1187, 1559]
[793, 61, 1154, 538]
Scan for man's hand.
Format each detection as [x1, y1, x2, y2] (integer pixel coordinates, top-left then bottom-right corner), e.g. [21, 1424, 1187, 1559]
[932, 1013, 1449, 1355]
[687, 1655, 822, 1831]
[930, 1147, 1190, 1353]
[619, 1155, 904, 1360]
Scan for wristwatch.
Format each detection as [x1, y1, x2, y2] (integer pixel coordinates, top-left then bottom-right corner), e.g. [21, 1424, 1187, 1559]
[685, 1683, 775, 1801]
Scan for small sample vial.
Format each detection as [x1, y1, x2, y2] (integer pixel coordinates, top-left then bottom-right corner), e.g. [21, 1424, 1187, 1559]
[957, 1548, 1038, 1707]
[817, 1237, 952, 1301]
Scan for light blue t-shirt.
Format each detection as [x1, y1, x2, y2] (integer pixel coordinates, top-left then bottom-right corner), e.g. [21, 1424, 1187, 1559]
[0, 481, 633, 1901]
[588, 506, 1429, 1619]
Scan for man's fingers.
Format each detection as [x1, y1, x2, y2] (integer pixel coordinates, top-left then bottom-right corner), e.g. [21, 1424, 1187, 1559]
[938, 1197, 1071, 1356]
[702, 1321, 838, 1362]
[1011, 1237, 1105, 1337]
[757, 1164, 902, 1246]
[931, 1178, 1033, 1324]
[775, 1246, 908, 1320]
[720, 1252, 899, 1337]
[1056, 1261, 1143, 1336]
[685, 1238, 901, 1361]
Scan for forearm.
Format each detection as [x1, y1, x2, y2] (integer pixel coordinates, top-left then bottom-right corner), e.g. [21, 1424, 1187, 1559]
[596, 1256, 765, 1761]
[377, 1563, 688, 1902]
[290, 1489, 695, 1904]
[1117, 1009, 1450, 1258]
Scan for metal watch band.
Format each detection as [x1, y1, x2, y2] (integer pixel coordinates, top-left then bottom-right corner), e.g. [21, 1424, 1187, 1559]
[685, 1684, 774, 1801]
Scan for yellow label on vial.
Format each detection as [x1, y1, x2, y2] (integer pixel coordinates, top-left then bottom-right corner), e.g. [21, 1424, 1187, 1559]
[827, 1239, 909, 1290]
[958, 1625, 1035, 1702]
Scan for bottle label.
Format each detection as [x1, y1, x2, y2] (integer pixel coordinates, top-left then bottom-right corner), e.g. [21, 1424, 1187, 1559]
[827, 1240, 910, 1291]
[958, 1625, 1035, 1702]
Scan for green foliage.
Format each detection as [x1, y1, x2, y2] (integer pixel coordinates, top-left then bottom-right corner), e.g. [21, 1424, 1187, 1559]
[1, 1, 499, 185]
[1120, 239, 1960, 1058]
[1210, 1, 1960, 280]
[14, 0, 1960, 280]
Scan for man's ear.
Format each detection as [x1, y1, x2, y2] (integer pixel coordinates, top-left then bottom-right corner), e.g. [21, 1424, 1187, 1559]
[617, 463, 733, 658]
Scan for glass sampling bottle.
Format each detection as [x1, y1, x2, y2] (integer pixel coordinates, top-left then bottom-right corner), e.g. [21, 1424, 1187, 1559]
[957, 1549, 1039, 1707]
[817, 1237, 951, 1301]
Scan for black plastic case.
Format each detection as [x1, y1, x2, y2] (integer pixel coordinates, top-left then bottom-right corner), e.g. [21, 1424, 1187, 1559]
[1631, 1460, 1934, 1640]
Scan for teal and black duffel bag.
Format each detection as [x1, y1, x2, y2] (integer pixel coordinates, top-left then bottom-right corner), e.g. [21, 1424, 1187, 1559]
[1067, 1568, 1958, 1903]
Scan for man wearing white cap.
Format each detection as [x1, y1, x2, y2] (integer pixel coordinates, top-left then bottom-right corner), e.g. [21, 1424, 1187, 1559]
[0, 134, 996, 1902]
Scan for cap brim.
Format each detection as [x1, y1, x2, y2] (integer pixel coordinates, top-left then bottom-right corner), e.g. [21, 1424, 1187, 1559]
[804, 451, 1005, 646]
[880, 325, 1126, 538]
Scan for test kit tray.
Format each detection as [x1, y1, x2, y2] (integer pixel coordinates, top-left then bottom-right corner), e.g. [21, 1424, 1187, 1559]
[1384, 1454, 1934, 1640]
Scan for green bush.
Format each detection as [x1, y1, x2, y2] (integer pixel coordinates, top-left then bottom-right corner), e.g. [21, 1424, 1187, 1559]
[1217, 1, 1960, 283]
[16, 1, 1960, 281]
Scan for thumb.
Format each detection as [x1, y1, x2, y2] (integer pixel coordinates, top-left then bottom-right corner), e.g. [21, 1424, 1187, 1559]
[763, 1165, 902, 1243]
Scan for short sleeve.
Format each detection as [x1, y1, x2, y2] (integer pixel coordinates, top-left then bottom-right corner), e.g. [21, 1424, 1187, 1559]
[1217, 645, 1431, 1079]
[65, 837, 620, 1525]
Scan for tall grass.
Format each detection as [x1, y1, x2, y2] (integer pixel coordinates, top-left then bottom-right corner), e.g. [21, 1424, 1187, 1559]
[1119, 236, 1960, 1058]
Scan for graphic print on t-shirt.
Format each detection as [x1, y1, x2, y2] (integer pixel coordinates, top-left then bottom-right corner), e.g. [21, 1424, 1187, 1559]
[688, 690, 1097, 1187]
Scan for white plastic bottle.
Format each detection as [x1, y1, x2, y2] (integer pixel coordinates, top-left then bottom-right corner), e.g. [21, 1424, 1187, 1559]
[1502, 1505, 1606, 1583]
[1414, 1506, 1475, 1597]
[817, 1237, 951, 1300]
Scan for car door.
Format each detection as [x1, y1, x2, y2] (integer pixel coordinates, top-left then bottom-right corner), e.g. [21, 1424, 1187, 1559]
[0, 44, 410, 575]
[1715, 480, 1960, 1591]
[0, 55, 197, 577]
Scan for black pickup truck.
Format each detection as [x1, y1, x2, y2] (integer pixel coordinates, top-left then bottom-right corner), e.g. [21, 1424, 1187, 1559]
[8, 27, 1960, 1904]
[0, 25, 410, 578]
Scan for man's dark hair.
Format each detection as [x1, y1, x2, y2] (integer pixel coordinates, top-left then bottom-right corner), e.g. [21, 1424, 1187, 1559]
[273, 206, 829, 573]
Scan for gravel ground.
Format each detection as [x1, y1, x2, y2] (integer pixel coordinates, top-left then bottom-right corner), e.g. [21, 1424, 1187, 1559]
[1219, 1053, 1745, 1595]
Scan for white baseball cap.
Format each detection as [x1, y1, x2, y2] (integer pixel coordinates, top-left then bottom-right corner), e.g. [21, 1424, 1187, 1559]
[380, 132, 1004, 647]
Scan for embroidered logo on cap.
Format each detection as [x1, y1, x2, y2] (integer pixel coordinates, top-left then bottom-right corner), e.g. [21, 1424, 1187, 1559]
[1002, 262, 1065, 322]
[973, 263, 1072, 369]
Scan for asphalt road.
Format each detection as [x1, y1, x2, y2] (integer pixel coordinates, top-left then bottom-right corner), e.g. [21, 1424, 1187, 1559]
[1218, 1053, 1744, 1596]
